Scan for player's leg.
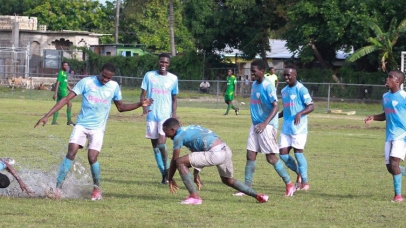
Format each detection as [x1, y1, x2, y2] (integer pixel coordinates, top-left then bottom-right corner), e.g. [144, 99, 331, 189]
[157, 121, 169, 184]
[224, 99, 232, 115]
[386, 140, 405, 202]
[66, 98, 74, 126]
[291, 134, 309, 190]
[87, 128, 105, 200]
[51, 95, 62, 125]
[260, 126, 295, 196]
[146, 121, 165, 182]
[279, 134, 299, 174]
[177, 154, 202, 204]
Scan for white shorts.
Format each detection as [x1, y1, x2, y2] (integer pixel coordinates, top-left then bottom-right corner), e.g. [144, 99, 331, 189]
[279, 133, 308, 149]
[145, 121, 166, 139]
[189, 143, 233, 178]
[69, 125, 105, 152]
[246, 124, 279, 154]
[384, 140, 406, 164]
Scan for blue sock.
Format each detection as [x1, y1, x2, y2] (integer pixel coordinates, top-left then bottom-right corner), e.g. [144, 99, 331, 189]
[273, 160, 291, 184]
[56, 157, 73, 188]
[180, 172, 197, 194]
[232, 180, 257, 197]
[244, 160, 256, 187]
[91, 162, 101, 187]
[279, 154, 298, 173]
[153, 148, 165, 175]
[295, 153, 308, 183]
[158, 144, 169, 171]
[394, 173, 402, 196]
[400, 166, 406, 176]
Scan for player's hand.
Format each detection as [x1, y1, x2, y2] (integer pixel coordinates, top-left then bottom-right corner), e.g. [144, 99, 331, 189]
[141, 98, 154, 107]
[169, 180, 179, 193]
[194, 174, 202, 191]
[19, 183, 33, 196]
[34, 116, 49, 128]
[254, 123, 266, 134]
[52, 94, 56, 101]
[364, 115, 374, 126]
[294, 113, 302, 125]
[141, 107, 149, 116]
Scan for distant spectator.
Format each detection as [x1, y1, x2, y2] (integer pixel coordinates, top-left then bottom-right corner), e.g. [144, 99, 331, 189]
[199, 79, 210, 93]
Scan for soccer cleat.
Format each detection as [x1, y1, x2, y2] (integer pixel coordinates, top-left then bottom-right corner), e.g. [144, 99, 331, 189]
[298, 183, 310, 191]
[67, 121, 75, 126]
[235, 108, 240, 115]
[392, 195, 404, 202]
[223, 113, 228, 116]
[0, 158, 15, 165]
[285, 182, 296, 197]
[180, 196, 202, 205]
[256, 194, 269, 203]
[161, 175, 169, 184]
[51, 122, 58, 125]
[232, 192, 246, 196]
[295, 175, 302, 189]
[91, 187, 102, 201]
[46, 187, 62, 199]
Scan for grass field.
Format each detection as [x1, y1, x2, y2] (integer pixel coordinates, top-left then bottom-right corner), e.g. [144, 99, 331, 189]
[0, 87, 403, 227]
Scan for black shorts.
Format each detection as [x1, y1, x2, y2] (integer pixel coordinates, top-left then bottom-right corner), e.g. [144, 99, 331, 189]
[0, 173, 10, 188]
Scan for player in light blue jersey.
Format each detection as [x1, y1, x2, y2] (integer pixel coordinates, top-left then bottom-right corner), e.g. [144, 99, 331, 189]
[0, 158, 32, 195]
[140, 53, 179, 184]
[233, 59, 295, 198]
[278, 65, 314, 191]
[162, 118, 269, 205]
[35, 63, 153, 200]
[365, 70, 406, 202]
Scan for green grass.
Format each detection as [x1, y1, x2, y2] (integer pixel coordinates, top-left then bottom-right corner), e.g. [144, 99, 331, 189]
[0, 88, 402, 228]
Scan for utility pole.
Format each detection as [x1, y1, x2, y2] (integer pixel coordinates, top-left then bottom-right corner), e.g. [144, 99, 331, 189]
[169, 0, 176, 56]
[115, 0, 121, 44]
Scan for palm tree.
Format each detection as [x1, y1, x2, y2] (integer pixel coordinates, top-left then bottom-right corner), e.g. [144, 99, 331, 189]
[347, 18, 406, 72]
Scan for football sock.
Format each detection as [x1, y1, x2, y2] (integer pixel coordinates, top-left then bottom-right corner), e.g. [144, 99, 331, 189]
[279, 154, 298, 173]
[295, 153, 308, 183]
[91, 162, 101, 187]
[225, 104, 232, 114]
[244, 160, 256, 187]
[232, 180, 257, 197]
[399, 166, 406, 176]
[67, 107, 72, 122]
[273, 160, 291, 184]
[153, 148, 165, 175]
[158, 143, 169, 171]
[393, 173, 402, 196]
[52, 111, 59, 123]
[180, 172, 197, 194]
[56, 157, 73, 188]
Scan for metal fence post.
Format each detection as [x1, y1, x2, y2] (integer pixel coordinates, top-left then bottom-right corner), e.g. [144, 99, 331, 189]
[327, 83, 331, 113]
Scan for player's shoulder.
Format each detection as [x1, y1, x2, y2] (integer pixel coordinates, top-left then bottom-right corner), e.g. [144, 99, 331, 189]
[166, 72, 178, 80]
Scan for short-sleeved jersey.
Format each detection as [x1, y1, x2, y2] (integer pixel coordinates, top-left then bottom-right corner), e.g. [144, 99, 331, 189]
[172, 125, 219, 152]
[72, 76, 122, 130]
[281, 82, 313, 135]
[382, 90, 406, 141]
[225, 75, 237, 96]
[57, 70, 69, 97]
[249, 79, 278, 128]
[265, 73, 278, 87]
[141, 71, 179, 122]
[0, 160, 5, 171]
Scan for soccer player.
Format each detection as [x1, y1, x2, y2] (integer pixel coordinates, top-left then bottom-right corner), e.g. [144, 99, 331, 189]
[265, 67, 278, 89]
[163, 118, 269, 205]
[364, 70, 406, 202]
[34, 63, 153, 200]
[223, 69, 239, 115]
[278, 65, 314, 191]
[140, 53, 179, 184]
[52, 62, 75, 126]
[0, 158, 32, 195]
[233, 59, 295, 197]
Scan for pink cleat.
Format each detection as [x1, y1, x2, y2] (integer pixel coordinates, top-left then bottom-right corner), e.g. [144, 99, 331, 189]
[91, 187, 102, 201]
[285, 182, 296, 197]
[295, 175, 302, 189]
[256, 194, 269, 203]
[180, 196, 202, 205]
[392, 195, 404, 202]
[298, 183, 310, 191]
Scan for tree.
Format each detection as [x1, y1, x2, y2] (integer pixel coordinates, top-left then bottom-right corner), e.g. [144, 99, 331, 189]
[347, 18, 406, 72]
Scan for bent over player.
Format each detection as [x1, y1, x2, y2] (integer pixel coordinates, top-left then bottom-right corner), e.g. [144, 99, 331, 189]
[163, 118, 269, 205]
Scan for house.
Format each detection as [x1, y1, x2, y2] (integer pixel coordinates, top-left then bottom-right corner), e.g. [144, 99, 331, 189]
[89, 44, 150, 57]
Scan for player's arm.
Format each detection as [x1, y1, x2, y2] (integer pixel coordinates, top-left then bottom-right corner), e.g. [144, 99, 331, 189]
[234, 78, 237, 97]
[139, 89, 149, 116]
[34, 91, 77, 127]
[171, 94, 177, 118]
[4, 162, 33, 195]
[193, 169, 202, 190]
[365, 112, 385, 126]
[168, 148, 181, 193]
[255, 101, 279, 133]
[294, 103, 314, 125]
[53, 81, 60, 100]
[114, 98, 153, 112]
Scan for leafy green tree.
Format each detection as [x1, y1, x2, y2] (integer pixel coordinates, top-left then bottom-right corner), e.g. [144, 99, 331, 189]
[347, 18, 406, 72]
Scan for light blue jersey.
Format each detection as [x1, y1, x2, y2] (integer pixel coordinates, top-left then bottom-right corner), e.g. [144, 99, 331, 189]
[72, 76, 122, 130]
[281, 82, 313, 135]
[141, 71, 179, 122]
[382, 90, 406, 141]
[173, 125, 219, 152]
[249, 79, 278, 128]
[0, 161, 5, 171]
